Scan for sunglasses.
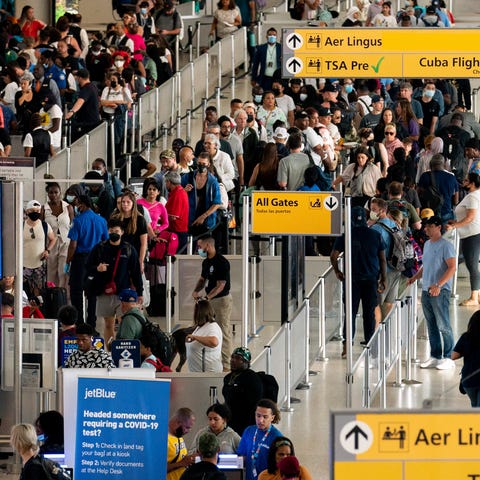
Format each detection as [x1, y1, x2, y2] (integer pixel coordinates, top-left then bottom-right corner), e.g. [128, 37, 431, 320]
[29, 228, 35, 239]
[384, 131, 395, 135]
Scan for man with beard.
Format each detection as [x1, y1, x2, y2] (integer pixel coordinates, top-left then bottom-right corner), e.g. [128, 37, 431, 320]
[167, 408, 196, 480]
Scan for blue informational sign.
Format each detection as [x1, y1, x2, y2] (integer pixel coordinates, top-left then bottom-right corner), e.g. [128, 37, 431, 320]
[61, 337, 105, 366]
[75, 377, 170, 480]
[111, 339, 141, 368]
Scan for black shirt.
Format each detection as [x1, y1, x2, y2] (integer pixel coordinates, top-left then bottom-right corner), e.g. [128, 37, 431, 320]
[201, 253, 230, 298]
[77, 81, 100, 126]
[179, 461, 226, 480]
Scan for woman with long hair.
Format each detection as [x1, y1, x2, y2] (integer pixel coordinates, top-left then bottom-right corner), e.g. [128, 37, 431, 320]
[185, 299, 223, 372]
[333, 146, 382, 207]
[395, 98, 420, 155]
[452, 310, 480, 406]
[373, 107, 408, 144]
[445, 173, 480, 306]
[117, 190, 148, 272]
[258, 436, 312, 480]
[415, 135, 443, 183]
[192, 402, 241, 453]
[249, 143, 279, 190]
[209, 0, 242, 41]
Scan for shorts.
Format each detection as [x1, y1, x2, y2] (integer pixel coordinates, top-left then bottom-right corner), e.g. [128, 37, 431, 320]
[96, 294, 122, 318]
[379, 270, 401, 305]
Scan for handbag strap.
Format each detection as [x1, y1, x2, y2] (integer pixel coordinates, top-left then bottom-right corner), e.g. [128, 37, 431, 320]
[111, 248, 122, 282]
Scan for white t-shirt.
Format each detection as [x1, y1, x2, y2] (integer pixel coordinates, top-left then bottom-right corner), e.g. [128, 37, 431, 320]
[40, 104, 63, 148]
[101, 86, 133, 115]
[455, 189, 480, 239]
[275, 95, 295, 127]
[186, 322, 223, 372]
[2, 82, 19, 113]
[23, 128, 53, 150]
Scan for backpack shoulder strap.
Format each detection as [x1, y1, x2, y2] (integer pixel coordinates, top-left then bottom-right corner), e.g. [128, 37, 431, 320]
[42, 220, 49, 250]
[128, 311, 147, 327]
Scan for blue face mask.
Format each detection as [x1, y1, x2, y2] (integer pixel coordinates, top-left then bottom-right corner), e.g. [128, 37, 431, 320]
[141, 7, 148, 14]
[74, 206, 80, 215]
[345, 84, 353, 94]
[66, 195, 75, 203]
[254, 94, 262, 103]
[267, 35, 277, 44]
[424, 89, 435, 98]
[37, 434, 45, 442]
[198, 248, 208, 258]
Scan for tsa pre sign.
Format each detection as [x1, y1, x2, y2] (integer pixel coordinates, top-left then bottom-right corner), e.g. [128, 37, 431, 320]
[251, 191, 342, 235]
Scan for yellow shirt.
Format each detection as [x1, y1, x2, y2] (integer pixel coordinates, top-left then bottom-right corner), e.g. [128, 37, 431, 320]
[167, 433, 187, 480]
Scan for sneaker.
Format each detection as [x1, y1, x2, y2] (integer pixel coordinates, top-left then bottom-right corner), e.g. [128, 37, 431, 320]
[436, 358, 455, 370]
[420, 357, 439, 368]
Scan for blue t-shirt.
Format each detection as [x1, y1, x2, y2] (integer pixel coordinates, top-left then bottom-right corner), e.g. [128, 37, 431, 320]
[418, 170, 459, 217]
[421, 237, 455, 291]
[298, 184, 320, 191]
[68, 209, 108, 253]
[237, 424, 282, 480]
[371, 218, 397, 272]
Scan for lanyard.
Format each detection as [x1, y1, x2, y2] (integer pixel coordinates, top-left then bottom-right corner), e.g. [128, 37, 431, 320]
[251, 426, 271, 466]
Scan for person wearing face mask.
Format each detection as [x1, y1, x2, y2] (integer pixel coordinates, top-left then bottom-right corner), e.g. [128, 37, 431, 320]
[251, 28, 281, 92]
[165, 171, 189, 253]
[359, 95, 384, 130]
[233, 108, 259, 184]
[167, 408, 196, 480]
[154, 0, 183, 52]
[65, 69, 101, 142]
[85, 41, 112, 88]
[271, 80, 295, 128]
[244, 102, 268, 143]
[417, 80, 440, 138]
[445, 173, 480, 306]
[66, 195, 109, 329]
[23, 200, 57, 302]
[86, 217, 143, 343]
[136, 1, 156, 40]
[23, 112, 54, 167]
[38, 93, 63, 151]
[192, 236, 232, 371]
[365, 0, 383, 25]
[108, 21, 135, 52]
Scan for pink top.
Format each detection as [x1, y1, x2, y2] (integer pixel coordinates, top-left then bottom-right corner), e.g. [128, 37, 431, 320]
[137, 198, 169, 233]
[126, 33, 146, 61]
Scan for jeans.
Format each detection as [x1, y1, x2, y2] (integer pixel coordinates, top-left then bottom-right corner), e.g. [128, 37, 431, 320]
[464, 387, 480, 407]
[462, 233, 480, 291]
[343, 277, 378, 343]
[421, 288, 454, 359]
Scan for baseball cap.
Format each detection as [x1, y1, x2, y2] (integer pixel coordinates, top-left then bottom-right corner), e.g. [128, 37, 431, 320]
[232, 347, 251, 363]
[164, 0, 174, 8]
[424, 215, 442, 226]
[160, 148, 176, 159]
[351, 206, 367, 227]
[119, 289, 138, 302]
[317, 106, 332, 117]
[26, 200, 41, 210]
[371, 94, 383, 103]
[321, 83, 336, 93]
[273, 127, 289, 140]
[420, 208, 435, 220]
[426, 5, 436, 13]
[295, 110, 309, 120]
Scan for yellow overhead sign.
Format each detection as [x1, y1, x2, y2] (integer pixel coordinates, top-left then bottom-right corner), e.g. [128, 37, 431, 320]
[284, 29, 480, 54]
[282, 28, 480, 78]
[332, 410, 480, 480]
[251, 191, 342, 235]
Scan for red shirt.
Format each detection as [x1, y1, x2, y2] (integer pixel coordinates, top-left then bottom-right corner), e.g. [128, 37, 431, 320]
[21, 19, 45, 40]
[165, 185, 189, 232]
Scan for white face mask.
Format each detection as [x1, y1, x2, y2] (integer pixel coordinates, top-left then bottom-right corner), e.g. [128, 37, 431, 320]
[91, 50, 101, 56]
[300, 93, 308, 102]
[114, 60, 125, 68]
[369, 211, 379, 221]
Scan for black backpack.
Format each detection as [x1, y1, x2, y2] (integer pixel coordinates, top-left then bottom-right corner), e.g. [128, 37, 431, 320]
[39, 457, 71, 480]
[256, 371, 279, 403]
[129, 312, 175, 366]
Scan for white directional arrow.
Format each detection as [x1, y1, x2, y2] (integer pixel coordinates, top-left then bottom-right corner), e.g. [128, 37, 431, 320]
[286, 32, 304, 50]
[324, 195, 339, 211]
[340, 421, 373, 455]
[286, 57, 303, 75]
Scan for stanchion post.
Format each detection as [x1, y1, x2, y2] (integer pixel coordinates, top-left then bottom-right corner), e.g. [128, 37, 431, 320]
[451, 228, 460, 299]
[318, 277, 329, 361]
[344, 196, 353, 407]
[166, 255, 173, 333]
[281, 323, 294, 412]
[249, 256, 259, 337]
[402, 294, 422, 385]
[242, 195, 250, 348]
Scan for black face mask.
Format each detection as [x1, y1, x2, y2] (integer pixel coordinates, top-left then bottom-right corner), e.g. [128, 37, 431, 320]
[272, 88, 281, 96]
[463, 184, 471, 191]
[246, 114, 254, 123]
[367, 139, 374, 147]
[110, 80, 117, 88]
[197, 165, 207, 173]
[174, 426, 183, 438]
[27, 212, 41, 221]
[109, 232, 121, 243]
